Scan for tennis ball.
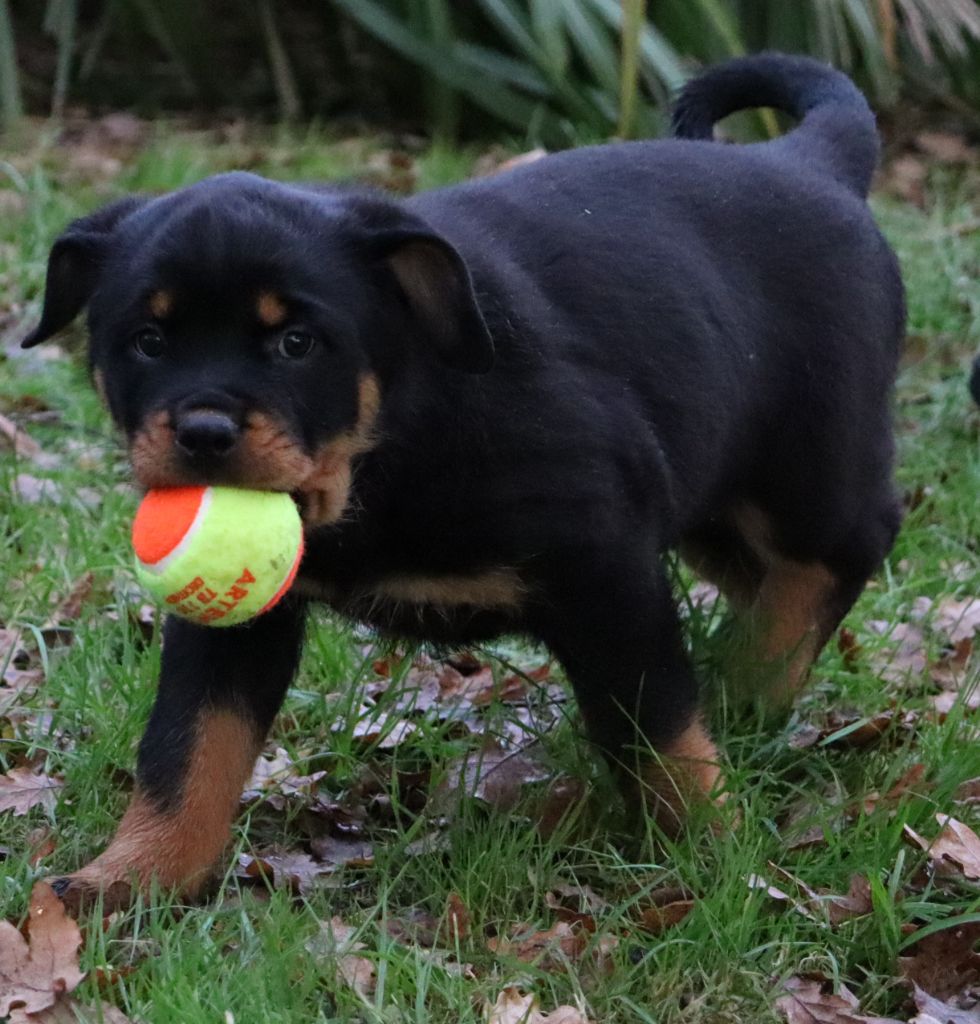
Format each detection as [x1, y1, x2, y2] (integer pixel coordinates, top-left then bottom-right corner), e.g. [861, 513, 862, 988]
[132, 486, 304, 627]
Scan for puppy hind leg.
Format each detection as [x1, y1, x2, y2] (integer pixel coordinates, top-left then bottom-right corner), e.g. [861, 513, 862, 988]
[729, 498, 901, 709]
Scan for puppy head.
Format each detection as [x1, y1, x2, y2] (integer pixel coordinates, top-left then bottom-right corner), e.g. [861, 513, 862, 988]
[23, 172, 493, 524]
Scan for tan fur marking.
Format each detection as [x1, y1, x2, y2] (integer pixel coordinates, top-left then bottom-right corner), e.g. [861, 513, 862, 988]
[641, 717, 723, 834]
[129, 410, 178, 487]
[66, 710, 260, 903]
[371, 569, 524, 610]
[752, 561, 838, 701]
[148, 290, 173, 319]
[92, 368, 109, 409]
[300, 374, 381, 527]
[257, 291, 287, 327]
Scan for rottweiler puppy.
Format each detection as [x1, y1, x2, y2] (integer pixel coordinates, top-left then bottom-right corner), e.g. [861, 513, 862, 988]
[24, 53, 904, 909]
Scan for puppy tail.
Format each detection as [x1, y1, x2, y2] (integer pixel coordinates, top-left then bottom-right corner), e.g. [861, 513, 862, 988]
[671, 52, 878, 198]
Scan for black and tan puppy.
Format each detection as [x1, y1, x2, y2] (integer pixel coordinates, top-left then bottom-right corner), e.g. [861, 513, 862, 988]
[24, 54, 904, 908]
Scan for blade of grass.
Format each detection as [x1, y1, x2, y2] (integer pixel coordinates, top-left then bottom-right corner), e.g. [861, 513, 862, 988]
[257, 0, 302, 121]
[0, 0, 22, 131]
[618, 0, 645, 138]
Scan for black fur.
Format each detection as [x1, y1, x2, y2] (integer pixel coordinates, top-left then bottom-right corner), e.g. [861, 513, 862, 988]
[26, 55, 904, 877]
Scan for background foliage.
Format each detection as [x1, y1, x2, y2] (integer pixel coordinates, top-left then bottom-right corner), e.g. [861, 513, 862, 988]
[3, 1, 980, 143]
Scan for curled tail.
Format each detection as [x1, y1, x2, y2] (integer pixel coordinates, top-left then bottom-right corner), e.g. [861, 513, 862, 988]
[671, 53, 879, 197]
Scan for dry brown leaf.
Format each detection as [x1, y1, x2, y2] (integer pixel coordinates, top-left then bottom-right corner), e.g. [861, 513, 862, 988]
[930, 638, 974, 690]
[336, 953, 376, 999]
[0, 882, 85, 1018]
[866, 620, 928, 684]
[899, 921, 980, 1001]
[879, 154, 927, 207]
[487, 921, 588, 969]
[24, 1001, 136, 1023]
[904, 815, 980, 880]
[910, 983, 980, 1024]
[305, 916, 376, 1001]
[953, 778, 980, 805]
[0, 767, 63, 816]
[308, 834, 374, 870]
[775, 975, 902, 1024]
[934, 598, 980, 646]
[636, 900, 694, 935]
[0, 412, 43, 461]
[441, 891, 470, 944]
[238, 849, 330, 894]
[858, 764, 930, 817]
[915, 131, 976, 164]
[485, 987, 591, 1024]
[45, 572, 95, 630]
[436, 744, 552, 811]
[827, 875, 874, 927]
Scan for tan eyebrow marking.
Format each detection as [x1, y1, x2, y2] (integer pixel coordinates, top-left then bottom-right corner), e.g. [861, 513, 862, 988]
[257, 291, 288, 327]
[148, 290, 174, 319]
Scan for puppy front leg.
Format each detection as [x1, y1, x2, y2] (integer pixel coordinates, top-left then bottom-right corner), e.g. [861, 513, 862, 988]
[534, 555, 721, 833]
[54, 599, 307, 911]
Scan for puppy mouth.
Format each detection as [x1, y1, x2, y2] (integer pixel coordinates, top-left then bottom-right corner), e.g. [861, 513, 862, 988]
[127, 410, 366, 527]
[127, 375, 381, 527]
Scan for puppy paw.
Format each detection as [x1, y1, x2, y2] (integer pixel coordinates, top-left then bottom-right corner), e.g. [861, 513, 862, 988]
[49, 872, 134, 915]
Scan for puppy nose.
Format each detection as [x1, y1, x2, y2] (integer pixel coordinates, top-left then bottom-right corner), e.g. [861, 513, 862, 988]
[174, 409, 240, 459]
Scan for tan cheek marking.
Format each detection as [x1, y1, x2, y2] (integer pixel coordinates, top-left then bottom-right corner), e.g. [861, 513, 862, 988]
[241, 411, 315, 489]
[300, 372, 382, 527]
[129, 410, 179, 488]
[257, 291, 287, 327]
[148, 290, 173, 319]
[640, 717, 723, 835]
[370, 569, 524, 610]
[67, 710, 261, 900]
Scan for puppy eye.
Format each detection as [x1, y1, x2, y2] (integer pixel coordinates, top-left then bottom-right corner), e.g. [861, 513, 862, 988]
[133, 327, 166, 359]
[277, 329, 316, 359]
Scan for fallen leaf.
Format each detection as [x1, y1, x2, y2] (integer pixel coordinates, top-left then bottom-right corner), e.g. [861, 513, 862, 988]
[775, 975, 902, 1024]
[441, 891, 470, 943]
[305, 916, 376, 1001]
[308, 834, 374, 870]
[0, 767, 63, 816]
[0, 881, 86, 1018]
[636, 899, 694, 934]
[485, 986, 591, 1024]
[487, 921, 591, 972]
[827, 875, 874, 926]
[910, 983, 980, 1024]
[879, 154, 927, 207]
[899, 921, 980, 1001]
[904, 815, 980, 881]
[915, 131, 976, 164]
[0, 412, 42, 461]
[930, 638, 974, 690]
[866, 621, 928, 684]
[435, 744, 552, 812]
[954, 778, 980, 804]
[933, 598, 980, 646]
[238, 848, 329, 894]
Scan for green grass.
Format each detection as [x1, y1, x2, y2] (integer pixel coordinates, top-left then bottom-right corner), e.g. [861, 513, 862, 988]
[1, 125, 979, 1024]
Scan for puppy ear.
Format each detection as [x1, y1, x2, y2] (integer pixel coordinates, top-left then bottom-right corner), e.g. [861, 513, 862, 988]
[22, 195, 148, 348]
[376, 231, 494, 374]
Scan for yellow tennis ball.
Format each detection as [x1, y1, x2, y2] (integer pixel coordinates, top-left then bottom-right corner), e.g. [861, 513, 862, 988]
[132, 486, 304, 627]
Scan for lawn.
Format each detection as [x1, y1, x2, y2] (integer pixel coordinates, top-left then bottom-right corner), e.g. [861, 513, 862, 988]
[1, 121, 979, 1024]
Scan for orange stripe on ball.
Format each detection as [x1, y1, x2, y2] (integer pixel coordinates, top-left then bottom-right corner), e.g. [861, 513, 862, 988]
[132, 487, 207, 566]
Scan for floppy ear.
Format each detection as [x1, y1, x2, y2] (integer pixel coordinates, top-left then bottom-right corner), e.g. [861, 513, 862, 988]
[373, 230, 494, 374]
[22, 195, 149, 348]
